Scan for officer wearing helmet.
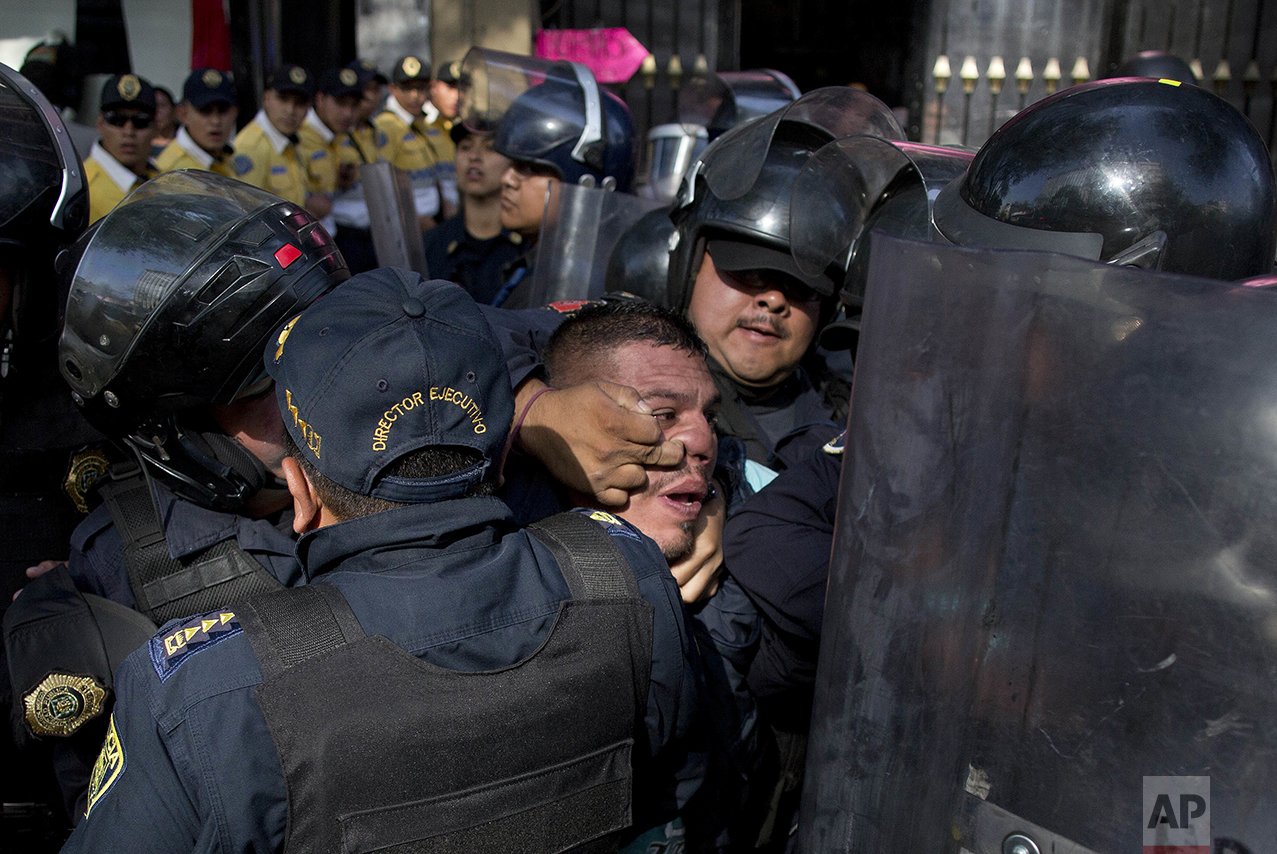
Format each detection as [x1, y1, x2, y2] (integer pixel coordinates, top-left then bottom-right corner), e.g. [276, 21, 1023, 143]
[61, 269, 702, 853]
[458, 48, 636, 306]
[3, 170, 348, 821]
[666, 87, 906, 470]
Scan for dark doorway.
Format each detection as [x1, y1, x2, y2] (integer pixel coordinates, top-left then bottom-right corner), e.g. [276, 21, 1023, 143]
[739, 0, 922, 109]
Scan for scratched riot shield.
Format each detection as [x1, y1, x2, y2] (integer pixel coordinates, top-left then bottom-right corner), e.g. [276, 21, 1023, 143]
[800, 232, 1277, 854]
[500, 182, 663, 308]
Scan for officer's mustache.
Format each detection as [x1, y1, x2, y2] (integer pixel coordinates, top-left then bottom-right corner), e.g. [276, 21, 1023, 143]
[735, 313, 789, 340]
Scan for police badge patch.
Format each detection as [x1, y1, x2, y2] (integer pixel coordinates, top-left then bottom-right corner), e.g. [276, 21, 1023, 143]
[85, 714, 125, 819]
[23, 672, 108, 736]
[233, 154, 254, 176]
[64, 446, 111, 513]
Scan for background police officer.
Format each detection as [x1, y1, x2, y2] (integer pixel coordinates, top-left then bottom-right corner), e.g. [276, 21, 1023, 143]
[232, 64, 314, 207]
[154, 68, 239, 176]
[84, 73, 158, 224]
[375, 55, 443, 232]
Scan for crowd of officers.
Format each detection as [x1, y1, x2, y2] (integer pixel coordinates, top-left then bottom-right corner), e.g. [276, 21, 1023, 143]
[2, 40, 1276, 854]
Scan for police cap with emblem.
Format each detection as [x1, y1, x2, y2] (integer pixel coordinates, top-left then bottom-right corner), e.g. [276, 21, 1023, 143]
[347, 58, 387, 86]
[319, 67, 363, 99]
[435, 60, 462, 86]
[99, 73, 157, 113]
[267, 64, 315, 99]
[266, 269, 514, 502]
[391, 55, 431, 85]
[183, 67, 236, 108]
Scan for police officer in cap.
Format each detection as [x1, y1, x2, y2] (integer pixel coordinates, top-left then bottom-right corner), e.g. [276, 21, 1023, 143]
[232, 64, 315, 208]
[297, 66, 365, 239]
[84, 73, 158, 224]
[423, 59, 462, 213]
[375, 55, 444, 230]
[155, 68, 239, 176]
[62, 269, 702, 853]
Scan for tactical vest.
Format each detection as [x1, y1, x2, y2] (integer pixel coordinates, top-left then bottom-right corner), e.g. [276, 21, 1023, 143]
[97, 464, 283, 625]
[238, 511, 655, 854]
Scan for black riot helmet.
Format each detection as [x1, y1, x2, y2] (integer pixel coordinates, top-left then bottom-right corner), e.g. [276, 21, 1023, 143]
[462, 47, 635, 191]
[0, 61, 88, 368]
[605, 206, 677, 304]
[932, 78, 1277, 281]
[59, 171, 349, 511]
[667, 86, 906, 313]
[1112, 50, 1198, 85]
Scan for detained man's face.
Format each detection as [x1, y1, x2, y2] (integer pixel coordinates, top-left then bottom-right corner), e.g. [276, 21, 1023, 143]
[564, 341, 720, 561]
[685, 251, 822, 389]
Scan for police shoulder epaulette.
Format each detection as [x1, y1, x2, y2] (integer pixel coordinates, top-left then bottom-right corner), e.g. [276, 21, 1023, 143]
[573, 508, 642, 542]
[232, 154, 254, 176]
[149, 609, 242, 682]
[823, 430, 847, 456]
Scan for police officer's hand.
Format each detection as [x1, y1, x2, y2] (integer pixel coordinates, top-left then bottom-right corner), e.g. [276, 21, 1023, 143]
[668, 480, 726, 603]
[12, 560, 65, 600]
[514, 379, 686, 507]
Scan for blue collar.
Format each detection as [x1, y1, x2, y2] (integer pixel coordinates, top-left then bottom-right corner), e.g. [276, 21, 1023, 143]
[296, 495, 514, 581]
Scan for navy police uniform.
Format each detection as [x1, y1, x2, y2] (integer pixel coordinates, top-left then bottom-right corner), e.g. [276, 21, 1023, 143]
[64, 270, 701, 852]
[66, 481, 300, 610]
[422, 213, 523, 305]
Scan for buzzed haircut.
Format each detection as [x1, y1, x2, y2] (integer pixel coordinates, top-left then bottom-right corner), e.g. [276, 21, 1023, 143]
[284, 434, 492, 522]
[543, 299, 707, 388]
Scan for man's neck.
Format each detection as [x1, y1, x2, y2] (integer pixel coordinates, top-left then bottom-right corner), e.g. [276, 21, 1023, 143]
[463, 192, 503, 240]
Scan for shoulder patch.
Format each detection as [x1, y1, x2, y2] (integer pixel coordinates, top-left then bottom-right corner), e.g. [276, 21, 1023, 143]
[84, 713, 125, 819]
[823, 430, 846, 456]
[574, 508, 643, 542]
[377, 131, 388, 147]
[426, 128, 440, 136]
[149, 609, 242, 682]
[232, 154, 253, 176]
[270, 164, 288, 175]
[402, 132, 416, 143]
[310, 149, 327, 160]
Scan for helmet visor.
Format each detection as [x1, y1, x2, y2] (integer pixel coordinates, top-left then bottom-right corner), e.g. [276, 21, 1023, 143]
[460, 47, 592, 154]
[0, 62, 84, 234]
[791, 138, 974, 278]
[704, 86, 906, 202]
[61, 171, 289, 398]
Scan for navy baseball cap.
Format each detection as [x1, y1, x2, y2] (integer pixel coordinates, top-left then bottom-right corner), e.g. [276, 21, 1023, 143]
[265, 269, 513, 502]
[319, 67, 363, 99]
[347, 58, 387, 86]
[183, 67, 236, 108]
[391, 55, 431, 85]
[100, 73, 157, 113]
[267, 64, 315, 98]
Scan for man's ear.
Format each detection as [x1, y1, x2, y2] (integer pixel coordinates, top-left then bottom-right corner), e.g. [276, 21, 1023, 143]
[282, 456, 324, 534]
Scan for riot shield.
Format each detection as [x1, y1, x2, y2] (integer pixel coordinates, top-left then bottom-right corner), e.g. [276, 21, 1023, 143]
[678, 68, 801, 137]
[502, 182, 663, 309]
[801, 232, 1277, 854]
[360, 161, 430, 278]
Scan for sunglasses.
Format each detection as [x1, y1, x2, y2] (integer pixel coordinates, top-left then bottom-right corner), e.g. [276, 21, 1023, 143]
[102, 111, 154, 129]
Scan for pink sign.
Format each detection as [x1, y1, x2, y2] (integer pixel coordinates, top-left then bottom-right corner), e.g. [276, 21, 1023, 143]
[535, 28, 649, 84]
